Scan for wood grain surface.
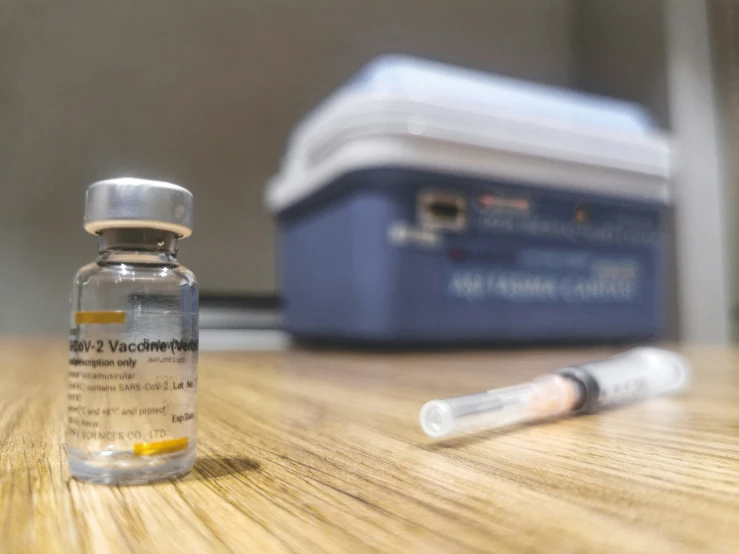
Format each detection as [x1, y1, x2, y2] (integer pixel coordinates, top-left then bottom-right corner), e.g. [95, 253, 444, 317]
[1, 339, 739, 553]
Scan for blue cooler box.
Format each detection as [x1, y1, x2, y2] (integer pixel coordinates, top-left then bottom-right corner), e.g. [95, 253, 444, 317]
[267, 57, 672, 344]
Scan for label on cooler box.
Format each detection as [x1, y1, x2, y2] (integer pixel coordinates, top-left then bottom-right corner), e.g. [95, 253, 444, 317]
[448, 264, 639, 303]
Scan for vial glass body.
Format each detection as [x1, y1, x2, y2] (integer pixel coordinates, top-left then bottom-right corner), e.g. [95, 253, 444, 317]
[68, 229, 198, 484]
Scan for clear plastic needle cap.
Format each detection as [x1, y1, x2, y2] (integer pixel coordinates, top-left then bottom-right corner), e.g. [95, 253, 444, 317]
[420, 375, 580, 438]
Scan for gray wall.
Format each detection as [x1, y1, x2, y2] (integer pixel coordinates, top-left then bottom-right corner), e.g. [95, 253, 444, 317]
[571, 0, 680, 340]
[712, 0, 739, 340]
[572, 0, 668, 129]
[0, 0, 575, 333]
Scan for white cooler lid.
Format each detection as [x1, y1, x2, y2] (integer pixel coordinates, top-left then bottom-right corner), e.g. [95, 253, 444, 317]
[267, 56, 672, 212]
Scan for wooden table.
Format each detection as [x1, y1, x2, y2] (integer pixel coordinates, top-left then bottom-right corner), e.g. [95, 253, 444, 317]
[2, 340, 738, 553]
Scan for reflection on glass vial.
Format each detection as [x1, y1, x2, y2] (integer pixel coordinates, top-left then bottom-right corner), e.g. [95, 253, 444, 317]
[67, 178, 198, 485]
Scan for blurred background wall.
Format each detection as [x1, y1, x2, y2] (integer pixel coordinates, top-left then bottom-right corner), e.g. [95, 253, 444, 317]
[711, 0, 739, 341]
[0, 0, 708, 336]
[0, 0, 577, 333]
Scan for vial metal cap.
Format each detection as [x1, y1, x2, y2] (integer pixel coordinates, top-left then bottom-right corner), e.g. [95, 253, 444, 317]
[84, 178, 194, 238]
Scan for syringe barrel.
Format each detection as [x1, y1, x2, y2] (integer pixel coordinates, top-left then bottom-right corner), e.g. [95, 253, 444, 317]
[558, 347, 690, 413]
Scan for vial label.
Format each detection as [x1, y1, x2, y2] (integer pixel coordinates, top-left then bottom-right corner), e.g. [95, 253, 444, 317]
[67, 312, 198, 457]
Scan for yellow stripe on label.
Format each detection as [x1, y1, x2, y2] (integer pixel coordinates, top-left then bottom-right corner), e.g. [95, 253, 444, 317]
[133, 437, 189, 457]
[75, 311, 126, 325]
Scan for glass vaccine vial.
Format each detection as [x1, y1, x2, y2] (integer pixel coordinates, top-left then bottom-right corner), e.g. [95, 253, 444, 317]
[67, 178, 199, 484]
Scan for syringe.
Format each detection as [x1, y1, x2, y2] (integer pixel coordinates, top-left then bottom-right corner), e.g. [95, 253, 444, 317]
[420, 347, 690, 439]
